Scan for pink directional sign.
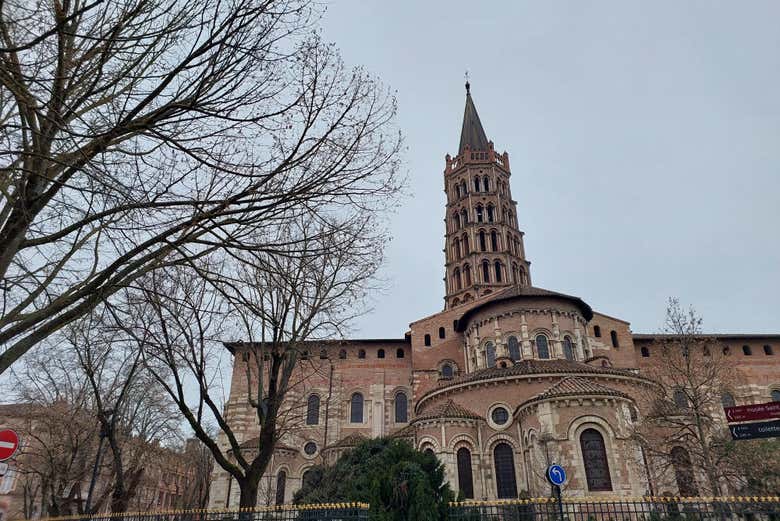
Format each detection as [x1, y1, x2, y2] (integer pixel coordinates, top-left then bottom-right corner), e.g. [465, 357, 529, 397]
[724, 402, 780, 423]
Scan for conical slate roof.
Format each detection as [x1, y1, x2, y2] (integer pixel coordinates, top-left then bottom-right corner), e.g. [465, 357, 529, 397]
[458, 83, 489, 154]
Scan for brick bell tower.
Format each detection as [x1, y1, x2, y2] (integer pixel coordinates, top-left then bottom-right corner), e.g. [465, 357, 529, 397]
[443, 82, 531, 309]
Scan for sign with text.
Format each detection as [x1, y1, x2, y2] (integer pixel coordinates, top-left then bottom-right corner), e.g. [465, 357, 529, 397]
[729, 420, 780, 441]
[724, 402, 780, 423]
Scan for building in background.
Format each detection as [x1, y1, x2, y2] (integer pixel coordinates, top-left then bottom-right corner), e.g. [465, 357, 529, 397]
[209, 84, 780, 505]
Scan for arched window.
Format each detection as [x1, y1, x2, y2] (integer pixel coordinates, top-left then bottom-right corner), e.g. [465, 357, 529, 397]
[487, 205, 495, 223]
[275, 470, 286, 505]
[519, 266, 527, 285]
[507, 336, 521, 361]
[743, 345, 752, 356]
[424, 334, 431, 346]
[462, 234, 470, 254]
[486, 342, 496, 367]
[474, 177, 480, 192]
[453, 213, 460, 230]
[490, 230, 498, 251]
[482, 260, 490, 283]
[593, 325, 601, 338]
[563, 336, 574, 361]
[483, 175, 490, 191]
[306, 395, 320, 425]
[494, 261, 502, 282]
[512, 263, 519, 283]
[580, 429, 612, 491]
[453, 268, 462, 290]
[461, 181, 467, 195]
[377, 349, 385, 359]
[476, 205, 484, 223]
[424, 448, 435, 458]
[536, 335, 550, 359]
[723, 346, 731, 356]
[640, 346, 650, 357]
[771, 390, 780, 402]
[721, 392, 735, 408]
[457, 447, 474, 499]
[439, 327, 445, 339]
[673, 389, 689, 408]
[479, 230, 487, 251]
[493, 442, 518, 499]
[396, 348, 404, 358]
[765, 345, 774, 355]
[463, 264, 472, 285]
[441, 363, 453, 379]
[610, 330, 619, 348]
[302, 469, 314, 489]
[395, 393, 408, 423]
[350, 393, 364, 423]
[339, 349, 347, 359]
[461, 209, 468, 225]
[319, 349, 327, 359]
[358, 349, 366, 359]
[453, 237, 461, 259]
[671, 447, 698, 496]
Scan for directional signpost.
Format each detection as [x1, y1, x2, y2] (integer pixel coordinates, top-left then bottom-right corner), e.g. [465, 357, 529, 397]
[546, 464, 567, 521]
[724, 402, 780, 441]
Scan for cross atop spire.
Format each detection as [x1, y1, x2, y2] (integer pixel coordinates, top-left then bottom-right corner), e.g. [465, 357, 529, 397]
[458, 82, 489, 154]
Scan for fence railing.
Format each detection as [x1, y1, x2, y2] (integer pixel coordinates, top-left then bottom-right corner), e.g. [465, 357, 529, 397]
[27, 503, 370, 521]
[449, 497, 780, 521]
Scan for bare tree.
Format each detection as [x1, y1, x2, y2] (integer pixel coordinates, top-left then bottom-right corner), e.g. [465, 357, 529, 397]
[633, 298, 738, 496]
[0, 0, 402, 374]
[113, 216, 382, 508]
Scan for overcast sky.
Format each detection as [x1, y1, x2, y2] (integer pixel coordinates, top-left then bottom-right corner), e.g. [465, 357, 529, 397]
[320, 1, 780, 338]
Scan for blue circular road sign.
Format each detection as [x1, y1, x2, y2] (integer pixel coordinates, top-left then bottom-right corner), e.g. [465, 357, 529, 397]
[546, 464, 567, 486]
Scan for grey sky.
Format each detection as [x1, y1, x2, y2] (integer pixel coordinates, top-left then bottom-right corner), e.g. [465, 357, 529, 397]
[320, 1, 780, 337]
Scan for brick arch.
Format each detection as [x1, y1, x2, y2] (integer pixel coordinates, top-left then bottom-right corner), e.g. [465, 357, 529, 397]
[448, 433, 478, 452]
[418, 435, 440, 452]
[483, 431, 521, 455]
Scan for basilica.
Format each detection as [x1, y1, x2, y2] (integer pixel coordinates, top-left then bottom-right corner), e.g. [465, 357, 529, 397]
[209, 84, 780, 506]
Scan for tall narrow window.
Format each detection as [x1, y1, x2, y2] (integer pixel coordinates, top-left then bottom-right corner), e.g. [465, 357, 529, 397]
[482, 261, 490, 283]
[377, 349, 385, 359]
[461, 209, 468, 225]
[454, 238, 461, 259]
[512, 263, 519, 283]
[396, 348, 405, 358]
[563, 336, 575, 361]
[306, 395, 320, 425]
[395, 393, 408, 423]
[487, 205, 495, 222]
[454, 268, 462, 290]
[673, 389, 689, 409]
[743, 345, 752, 356]
[339, 349, 347, 359]
[536, 335, 550, 359]
[593, 325, 601, 338]
[580, 429, 612, 491]
[494, 261, 502, 282]
[462, 234, 470, 254]
[453, 213, 461, 230]
[490, 230, 498, 251]
[350, 393, 364, 423]
[461, 181, 467, 195]
[486, 342, 496, 367]
[671, 447, 698, 496]
[483, 175, 490, 191]
[456, 448, 474, 499]
[640, 346, 650, 358]
[507, 336, 521, 361]
[493, 443, 518, 499]
[610, 330, 619, 348]
[474, 177, 480, 192]
[439, 327, 446, 339]
[479, 231, 487, 251]
[275, 471, 286, 505]
[765, 345, 774, 355]
[358, 349, 366, 359]
[476, 205, 484, 223]
[441, 363, 453, 379]
[424, 334, 431, 346]
[464, 265, 472, 285]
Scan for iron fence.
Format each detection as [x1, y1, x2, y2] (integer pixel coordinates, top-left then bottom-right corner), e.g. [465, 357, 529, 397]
[29, 503, 370, 521]
[449, 497, 780, 521]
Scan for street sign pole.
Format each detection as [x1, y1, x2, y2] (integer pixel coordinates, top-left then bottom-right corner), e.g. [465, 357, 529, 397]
[546, 464, 567, 521]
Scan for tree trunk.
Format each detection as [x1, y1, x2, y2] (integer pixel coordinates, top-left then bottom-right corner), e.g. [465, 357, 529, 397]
[238, 477, 260, 509]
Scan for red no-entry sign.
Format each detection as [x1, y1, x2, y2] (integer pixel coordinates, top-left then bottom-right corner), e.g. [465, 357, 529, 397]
[0, 429, 20, 461]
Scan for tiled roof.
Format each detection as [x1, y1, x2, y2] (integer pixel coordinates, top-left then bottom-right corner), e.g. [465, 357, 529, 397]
[324, 432, 368, 450]
[388, 424, 416, 440]
[458, 84, 489, 154]
[412, 399, 483, 423]
[455, 286, 593, 331]
[520, 376, 629, 408]
[238, 437, 296, 452]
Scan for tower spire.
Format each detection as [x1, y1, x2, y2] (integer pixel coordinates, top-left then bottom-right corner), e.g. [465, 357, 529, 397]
[458, 83, 489, 154]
